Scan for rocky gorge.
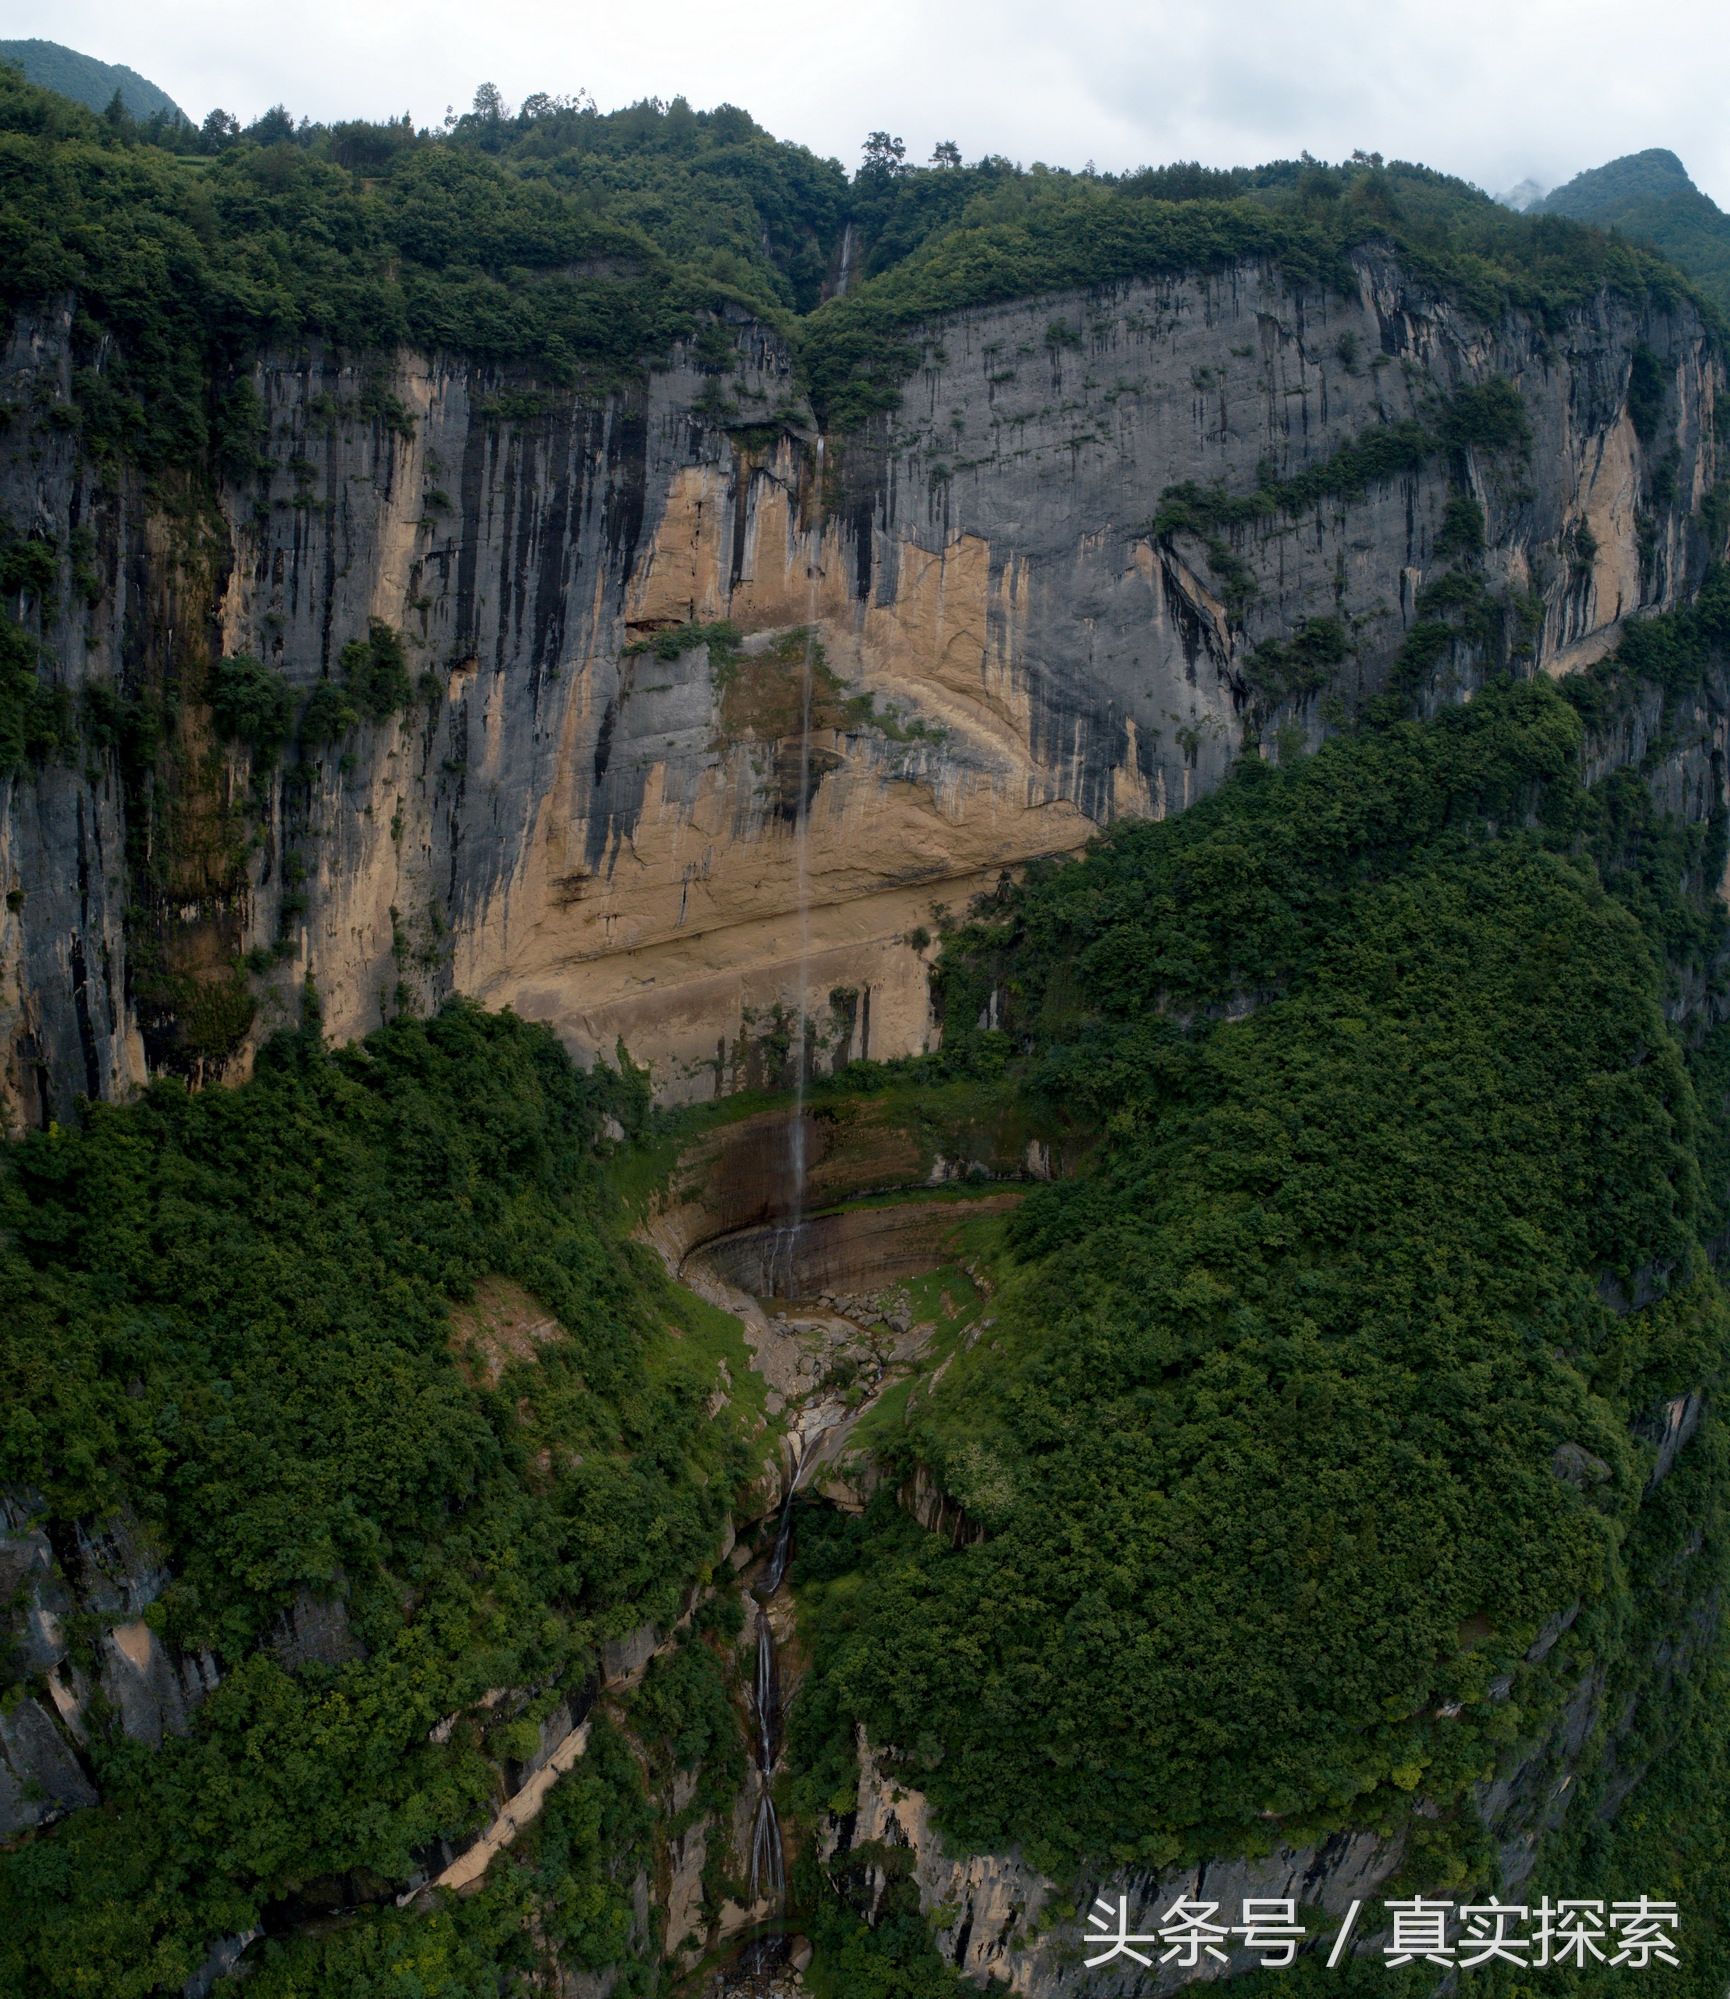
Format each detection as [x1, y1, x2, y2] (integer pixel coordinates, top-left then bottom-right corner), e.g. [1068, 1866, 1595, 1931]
[6, 78, 1730, 1999]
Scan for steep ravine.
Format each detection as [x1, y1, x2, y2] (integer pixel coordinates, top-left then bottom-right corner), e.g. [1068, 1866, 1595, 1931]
[659, 1140, 1719, 1999]
[6, 234, 1730, 1998]
[2, 1008, 1723, 1998]
[639, 1099, 1722, 1999]
[3, 252, 1723, 1131]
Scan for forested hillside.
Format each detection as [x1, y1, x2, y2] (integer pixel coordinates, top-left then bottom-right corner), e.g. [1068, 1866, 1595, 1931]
[1540, 150, 1730, 316]
[790, 580, 1730, 1991]
[0, 63, 1708, 465]
[801, 646, 1729, 1841]
[1, 1002, 766, 1994]
[0, 39, 185, 127]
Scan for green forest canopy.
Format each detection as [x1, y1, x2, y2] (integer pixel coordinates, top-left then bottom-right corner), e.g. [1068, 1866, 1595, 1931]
[793, 647, 1730, 1905]
[0, 39, 185, 125]
[0, 1002, 764, 1995]
[0, 61, 1713, 456]
[1539, 149, 1730, 316]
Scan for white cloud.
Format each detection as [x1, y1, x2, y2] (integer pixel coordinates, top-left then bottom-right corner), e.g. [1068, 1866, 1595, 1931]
[11, 0, 1730, 205]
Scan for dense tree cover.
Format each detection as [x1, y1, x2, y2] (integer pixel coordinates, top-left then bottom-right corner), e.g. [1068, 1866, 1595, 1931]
[1184, 1396, 1730, 1999]
[0, 61, 1714, 461]
[232, 1717, 659, 1999]
[798, 1846, 967, 1999]
[454, 91, 847, 315]
[1539, 149, 1730, 316]
[0, 64, 832, 461]
[1490, 1408, 1730, 1997]
[791, 668, 1730, 1890]
[0, 1002, 761, 1995]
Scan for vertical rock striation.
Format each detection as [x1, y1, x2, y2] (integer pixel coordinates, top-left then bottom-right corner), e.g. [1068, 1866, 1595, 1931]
[1, 253, 1723, 1126]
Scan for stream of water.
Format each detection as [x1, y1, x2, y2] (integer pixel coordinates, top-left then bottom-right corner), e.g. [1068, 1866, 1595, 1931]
[785, 439, 823, 1236]
[733, 436, 827, 1996]
[740, 1445, 805, 1987]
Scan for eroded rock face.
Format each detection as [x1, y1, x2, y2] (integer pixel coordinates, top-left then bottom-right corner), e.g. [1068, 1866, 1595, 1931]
[0, 1696, 98, 1836]
[0, 1500, 213, 1834]
[642, 1101, 1049, 1271]
[832, 1732, 1407, 1996]
[698, 1192, 1021, 1301]
[2, 257, 1723, 1127]
[833, 1653, 1653, 1999]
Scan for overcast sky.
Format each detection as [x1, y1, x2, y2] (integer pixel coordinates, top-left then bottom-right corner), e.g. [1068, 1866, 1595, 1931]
[10, 0, 1729, 207]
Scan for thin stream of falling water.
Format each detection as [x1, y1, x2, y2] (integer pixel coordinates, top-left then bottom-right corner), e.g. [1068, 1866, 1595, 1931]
[740, 440, 824, 1994]
[785, 436, 824, 1247]
[746, 1614, 784, 1908]
[742, 1443, 806, 1987]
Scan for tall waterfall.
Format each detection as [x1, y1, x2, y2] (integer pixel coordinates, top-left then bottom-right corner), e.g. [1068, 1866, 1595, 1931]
[785, 436, 824, 1247]
[741, 1447, 804, 1986]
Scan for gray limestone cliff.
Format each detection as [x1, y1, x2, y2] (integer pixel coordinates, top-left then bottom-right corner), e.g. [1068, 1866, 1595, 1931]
[1, 251, 1724, 1131]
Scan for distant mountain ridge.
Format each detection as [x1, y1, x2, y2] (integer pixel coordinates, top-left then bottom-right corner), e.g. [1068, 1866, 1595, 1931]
[0, 38, 185, 125]
[1537, 147, 1730, 312]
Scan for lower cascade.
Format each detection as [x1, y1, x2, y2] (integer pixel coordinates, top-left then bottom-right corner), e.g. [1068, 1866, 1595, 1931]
[735, 1447, 804, 1993]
